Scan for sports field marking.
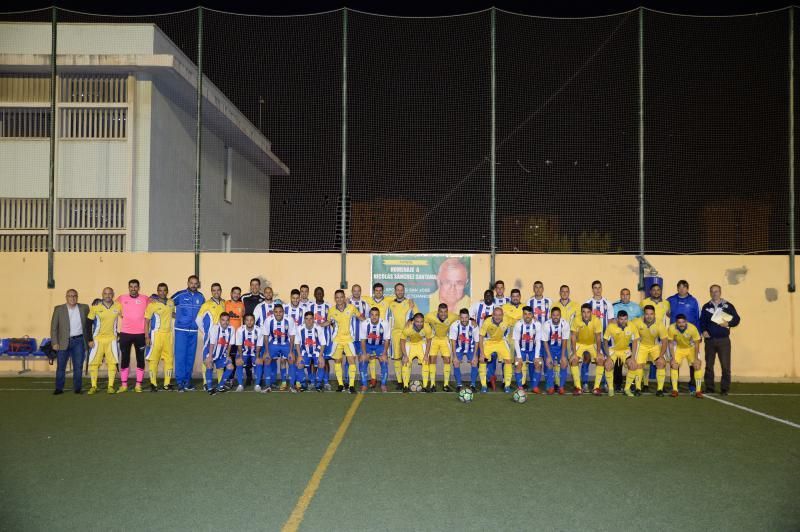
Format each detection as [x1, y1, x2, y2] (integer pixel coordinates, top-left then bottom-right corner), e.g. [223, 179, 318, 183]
[706, 394, 800, 429]
[281, 393, 364, 532]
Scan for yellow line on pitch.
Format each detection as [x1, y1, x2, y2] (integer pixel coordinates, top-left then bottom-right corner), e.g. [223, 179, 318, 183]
[281, 393, 364, 532]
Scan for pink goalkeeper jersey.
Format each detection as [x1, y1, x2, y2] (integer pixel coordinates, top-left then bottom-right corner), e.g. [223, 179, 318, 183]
[118, 294, 147, 334]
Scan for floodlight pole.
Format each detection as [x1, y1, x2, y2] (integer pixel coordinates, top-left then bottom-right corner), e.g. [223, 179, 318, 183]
[638, 7, 645, 291]
[47, 7, 57, 289]
[194, 6, 203, 277]
[790, 6, 796, 292]
[490, 7, 497, 288]
[340, 8, 348, 289]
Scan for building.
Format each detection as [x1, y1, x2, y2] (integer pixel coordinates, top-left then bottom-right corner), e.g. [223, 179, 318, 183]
[0, 22, 288, 252]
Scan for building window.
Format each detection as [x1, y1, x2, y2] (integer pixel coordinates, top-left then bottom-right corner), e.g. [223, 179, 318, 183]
[0, 108, 51, 138]
[60, 108, 127, 139]
[59, 75, 127, 104]
[0, 74, 51, 103]
[222, 232, 231, 252]
[224, 146, 233, 203]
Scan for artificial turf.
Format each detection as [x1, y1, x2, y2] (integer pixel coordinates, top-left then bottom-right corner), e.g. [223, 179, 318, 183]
[0, 378, 798, 531]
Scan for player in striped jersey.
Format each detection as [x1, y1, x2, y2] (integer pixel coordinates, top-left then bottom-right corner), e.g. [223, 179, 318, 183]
[87, 287, 122, 395]
[253, 287, 276, 329]
[233, 313, 261, 392]
[348, 284, 370, 388]
[259, 304, 296, 393]
[387, 283, 417, 390]
[512, 306, 541, 393]
[527, 281, 552, 326]
[364, 282, 392, 386]
[293, 311, 327, 392]
[195, 283, 225, 390]
[449, 308, 479, 392]
[424, 303, 458, 392]
[144, 283, 175, 391]
[360, 307, 391, 392]
[501, 289, 525, 386]
[470, 290, 496, 389]
[584, 280, 615, 390]
[285, 289, 305, 328]
[310, 287, 333, 390]
[204, 312, 235, 395]
[542, 308, 573, 395]
[493, 280, 510, 306]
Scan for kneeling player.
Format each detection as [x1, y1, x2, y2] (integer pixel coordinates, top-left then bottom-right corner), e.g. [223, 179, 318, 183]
[294, 311, 327, 392]
[668, 314, 704, 398]
[631, 305, 668, 396]
[87, 287, 122, 395]
[449, 309, 479, 392]
[205, 312, 235, 395]
[479, 307, 513, 393]
[360, 308, 391, 392]
[571, 303, 602, 393]
[261, 304, 296, 393]
[425, 303, 457, 392]
[234, 313, 262, 392]
[543, 308, 572, 395]
[597, 310, 639, 397]
[400, 313, 433, 393]
[512, 306, 541, 392]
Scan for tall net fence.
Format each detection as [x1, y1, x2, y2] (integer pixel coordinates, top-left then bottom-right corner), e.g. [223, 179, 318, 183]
[0, 7, 795, 255]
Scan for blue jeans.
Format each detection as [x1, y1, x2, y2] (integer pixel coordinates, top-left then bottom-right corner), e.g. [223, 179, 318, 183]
[55, 336, 85, 392]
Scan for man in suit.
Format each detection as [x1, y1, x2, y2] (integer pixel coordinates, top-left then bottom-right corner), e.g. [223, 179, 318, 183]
[50, 289, 92, 395]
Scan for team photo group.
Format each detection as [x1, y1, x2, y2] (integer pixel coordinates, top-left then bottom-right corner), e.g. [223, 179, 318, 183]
[50, 274, 741, 399]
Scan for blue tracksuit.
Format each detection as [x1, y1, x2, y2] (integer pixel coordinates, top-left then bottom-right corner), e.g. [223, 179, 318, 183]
[666, 293, 700, 328]
[172, 289, 205, 389]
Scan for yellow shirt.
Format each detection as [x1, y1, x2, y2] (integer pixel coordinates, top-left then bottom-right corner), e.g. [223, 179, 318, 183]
[144, 298, 174, 335]
[425, 312, 458, 338]
[641, 298, 671, 325]
[604, 322, 640, 350]
[572, 317, 602, 345]
[402, 323, 433, 344]
[198, 298, 225, 325]
[388, 297, 416, 331]
[480, 318, 510, 343]
[87, 302, 121, 340]
[501, 303, 524, 326]
[364, 296, 393, 321]
[329, 304, 360, 343]
[632, 318, 667, 347]
[668, 323, 701, 349]
[551, 299, 580, 327]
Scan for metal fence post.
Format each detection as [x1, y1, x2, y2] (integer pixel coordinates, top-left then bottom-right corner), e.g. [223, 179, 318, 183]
[47, 6, 57, 289]
[341, 8, 348, 289]
[790, 6, 796, 292]
[638, 7, 645, 291]
[490, 7, 496, 288]
[194, 6, 203, 277]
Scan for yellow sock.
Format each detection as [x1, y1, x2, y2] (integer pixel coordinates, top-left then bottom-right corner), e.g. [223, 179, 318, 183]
[554, 367, 561, 387]
[522, 364, 528, 386]
[348, 362, 356, 387]
[625, 371, 635, 391]
[335, 363, 344, 386]
[570, 365, 581, 389]
[443, 363, 451, 386]
[369, 359, 377, 380]
[107, 366, 116, 389]
[164, 367, 173, 386]
[503, 363, 512, 387]
[606, 370, 614, 392]
[429, 363, 437, 388]
[202, 367, 207, 386]
[394, 359, 404, 385]
[215, 368, 223, 385]
[695, 372, 703, 392]
[656, 368, 666, 390]
[634, 368, 643, 390]
[402, 363, 411, 387]
[149, 362, 158, 386]
[421, 362, 430, 388]
[593, 366, 604, 390]
[89, 365, 99, 388]
[479, 363, 487, 388]
[670, 369, 679, 391]
[643, 362, 651, 386]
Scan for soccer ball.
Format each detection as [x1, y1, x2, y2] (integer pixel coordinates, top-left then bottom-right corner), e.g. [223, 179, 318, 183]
[409, 380, 423, 392]
[458, 388, 474, 403]
[512, 388, 528, 404]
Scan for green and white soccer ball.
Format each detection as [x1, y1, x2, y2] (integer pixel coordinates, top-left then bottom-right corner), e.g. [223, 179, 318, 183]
[409, 380, 423, 392]
[458, 387, 474, 403]
[512, 388, 528, 404]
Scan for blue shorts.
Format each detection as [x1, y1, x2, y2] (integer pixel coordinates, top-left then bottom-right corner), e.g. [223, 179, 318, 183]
[454, 350, 475, 362]
[365, 345, 384, 358]
[240, 352, 257, 366]
[519, 350, 536, 363]
[546, 344, 563, 362]
[211, 356, 229, 369]
[298, 351, 320, 367]
[268, 344, 291, 359]
[353, 342, 363, 355]
[323, 343, 333, 360]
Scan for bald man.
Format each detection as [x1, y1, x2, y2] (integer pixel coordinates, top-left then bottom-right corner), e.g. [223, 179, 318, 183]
[429, 258, 470, 313]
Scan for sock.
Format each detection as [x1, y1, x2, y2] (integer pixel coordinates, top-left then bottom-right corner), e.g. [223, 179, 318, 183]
[343, 360, 349, 385]
[530, 363, 541, 390]
[164, 367, 172, 386]
[470, 366, 478, 386]
[148, 363, 158, 386]
[545, 366, 555, 389]
[643, 362, 651, 386]
[625, 370, 635, 391]
[380, 360, 388, 386]
[236, 365, 244, 385]
[254, 363, 263, 385]
[514, 369, 523, 388]
[443, 363, 451, 387]
[280, 363, 287, 384]
[215, 368, 223, 385]
[695, 371, 703, 392]
[580, 362, 589, 386]
[322, 362, 330, 384]
[454, 365, 462, 386]
[421, 362, 430, 388]
[135, 367, 144, 385]
[559, 367, 568, 389]
[359, 361, 369, 387]
[487, 357, 496, 381]
[369, 358, 377, 380]
[287, 365, 295, 387]
[656, 368, 666, 391]
[402, 363, 411, 387]
[204, 367, 213, 389]
[503, 363, 512, 388]
[594, 366, 605, 390]
[429, 362, 437, 388]
[270, 360, 278, 384]
[348, 361, 357, 388]
[571, 366, 581, 389]
[120, 367, 129, 387]
[90, 365, 99, 388]
[671, 369, 679, 391]
[479, 363, 487, 388]
[107, 366, 116, 388]
[606, 369, 614, 392]
[394, 359, 404, 385]
[220, 367, 232, 387]
[634, 368, 643, 390]
[554, 366, 561, 387]
[334, 363, 344, 386]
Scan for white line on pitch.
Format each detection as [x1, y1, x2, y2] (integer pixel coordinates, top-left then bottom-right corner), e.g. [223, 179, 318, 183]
[705, 394, 800, 429]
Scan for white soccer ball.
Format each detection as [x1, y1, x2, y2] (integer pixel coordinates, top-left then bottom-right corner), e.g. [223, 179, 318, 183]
[512, 388, 528, 404]
[410, 380, 422, 392]
[458, 388, 474, 403]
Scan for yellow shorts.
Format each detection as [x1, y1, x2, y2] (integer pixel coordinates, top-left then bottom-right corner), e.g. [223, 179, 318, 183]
[574, 343, 597, 362]
[404, 342, 425, 362]
[330, 342, 357, 361]
[145, 333, 174, 366]
[481, 341, 512, 363]
[429, 338, 451, 358]
[391, 333, 405, 360]
[609, 348, 631, 363]
[673, 347, 697, 366]
[89, 337, 118, 366]
[636, 344, 662, 364]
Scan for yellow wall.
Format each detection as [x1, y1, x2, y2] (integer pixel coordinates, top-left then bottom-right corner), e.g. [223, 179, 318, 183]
[1, 252, 797, 380]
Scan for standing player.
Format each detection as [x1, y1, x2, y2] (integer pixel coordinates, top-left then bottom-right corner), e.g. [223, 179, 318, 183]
[400, 313, 433, 393]
[502, 289, 525, 384]
[667, 314, 704, 398]
[387, 283, 416, 390]
[144, 283, 175, 391]
[87, 287, 122, 395]
[631, 305, 669, 396]
[260, 304, 296, 392]
[527, 281, 552, 326]
[253, 286, 277, 328]
[326, 290, 364, 393]
[424, 303, 458, 392]
[364, 282, 393, 386]
[285, 289, 306, 328]
[360, 307, 391, 392]
[294, 311, 327, 391]
[309, 287, 332, 390]
[493, 280, 510, 306]
[196, 283, 226, 390]
[204, 312, 235, 395]
[349, 284, 370, 387]
[233, 313, 262, 392]
[225, 286, 245, 385]
[585, 280, 615, 391]
[571, 303, 603, 393]
[551, 285, 579, 327]
[450, 308, 479, 392]
[667, 280, 702, 393]
[512, 306, 542, 393]
[172, 275, 205, 392]
[470, 290, 496, 388]
[299, 284, 311, 309]
[479, 307, 514, 393]
[117, 279, 148, 393]
[542, 307, 573, 395]
[597, 310, 639, 397]
[241, 278, 265, 386]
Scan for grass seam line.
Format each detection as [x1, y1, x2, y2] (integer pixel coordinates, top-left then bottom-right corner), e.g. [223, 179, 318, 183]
[705, 394, 800, 429]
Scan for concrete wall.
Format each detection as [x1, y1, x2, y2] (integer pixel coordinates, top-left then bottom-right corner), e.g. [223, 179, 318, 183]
[0, 141, 49, 197]
[0, 252, 797, 381]
[0, 23, 157, 55]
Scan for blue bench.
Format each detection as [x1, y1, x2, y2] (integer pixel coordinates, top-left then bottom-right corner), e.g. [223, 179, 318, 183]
[1, 337, 39, 374]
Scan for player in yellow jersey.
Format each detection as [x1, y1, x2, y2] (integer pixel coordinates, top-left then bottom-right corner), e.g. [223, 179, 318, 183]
[87, 287, 122, 394]
[196, 283, 226, 388]
[387, 283, 417, 390]
[479, 307, 514, 393]
[145, 282, 175, 391]
[551, 285, 580, 327]
[326, 289, 365, 393]
[400, 313, 433, 393]
[571, 303, 603, 393]
[631, 305, 669, 396]
[598, 310, 639, 397]
[501, 288, 525, 385]
[424, 303, 458, 392]
[668, 314, 704, 398]
[364, 282, 392, 385]
[639, 282, 671, 389]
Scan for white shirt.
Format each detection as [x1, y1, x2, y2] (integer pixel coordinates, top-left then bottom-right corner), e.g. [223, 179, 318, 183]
[67, 304, 82, 337]
[512, 319, 542, 358]
[543, 318, 571, 346]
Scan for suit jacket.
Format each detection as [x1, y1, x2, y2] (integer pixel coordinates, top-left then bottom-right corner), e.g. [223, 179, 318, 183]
[50, 303, 92, 350]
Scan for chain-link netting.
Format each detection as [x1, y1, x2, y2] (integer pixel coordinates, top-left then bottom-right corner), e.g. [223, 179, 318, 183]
[0, 7, 796, 255]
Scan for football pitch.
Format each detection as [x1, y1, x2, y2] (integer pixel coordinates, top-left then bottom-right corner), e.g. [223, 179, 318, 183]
[1, 378, 799, 531]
